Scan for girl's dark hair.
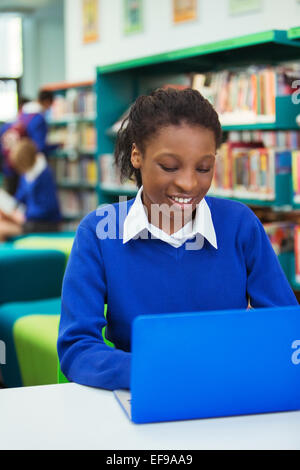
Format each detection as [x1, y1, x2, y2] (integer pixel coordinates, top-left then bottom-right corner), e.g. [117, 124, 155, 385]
[115, 87, 222, 188]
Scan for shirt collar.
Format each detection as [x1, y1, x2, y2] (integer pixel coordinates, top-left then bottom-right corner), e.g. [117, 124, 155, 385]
[123, 186, 217, 249]
[25, 153, 47, 182]
[22, 101, 43, 114]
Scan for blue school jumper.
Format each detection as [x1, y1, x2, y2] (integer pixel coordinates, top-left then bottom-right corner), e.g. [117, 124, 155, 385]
[58, 197, 298, 390]
[15, 166, 61, 222]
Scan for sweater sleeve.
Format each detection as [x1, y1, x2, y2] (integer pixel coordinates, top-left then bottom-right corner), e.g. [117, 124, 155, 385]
[14, 178, 26, 205]
[26, 114, 47, 153]
[57, 222, 131, 390]
[242, 211, 298, 308]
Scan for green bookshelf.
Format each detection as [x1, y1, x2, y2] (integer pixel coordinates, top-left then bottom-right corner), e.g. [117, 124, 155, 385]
[222, 96, 300, 131]
[98, 30, 300, 75]
[287, 26, 300, 41]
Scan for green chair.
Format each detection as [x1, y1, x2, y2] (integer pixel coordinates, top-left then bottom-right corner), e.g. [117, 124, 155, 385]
[13, 314, 61, 387]
[13, 233, 75, 259]
[0, 249, 65, 388]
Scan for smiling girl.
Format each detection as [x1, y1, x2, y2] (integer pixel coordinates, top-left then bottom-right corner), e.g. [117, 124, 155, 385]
[58, 88, 298, 390]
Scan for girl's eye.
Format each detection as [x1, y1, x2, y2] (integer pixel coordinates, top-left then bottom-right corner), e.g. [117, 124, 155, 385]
[159, 164, 177, 172]
[197, 168, 211, 173]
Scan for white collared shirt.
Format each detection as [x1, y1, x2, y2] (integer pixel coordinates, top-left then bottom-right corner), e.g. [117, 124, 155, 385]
[123, 186, 218, 249]
[24, 153, 47, 183]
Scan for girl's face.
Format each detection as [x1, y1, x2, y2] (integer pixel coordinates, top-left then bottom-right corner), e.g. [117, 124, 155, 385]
[131, 123, 216, 234]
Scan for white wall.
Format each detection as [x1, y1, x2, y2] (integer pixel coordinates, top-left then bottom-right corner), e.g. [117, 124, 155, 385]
[22, 0, 65, 99]
[64, 0, 300, 82]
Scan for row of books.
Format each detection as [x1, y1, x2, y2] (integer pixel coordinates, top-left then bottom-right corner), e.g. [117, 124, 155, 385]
[228, 130, 300, 150]
[58, 189, 98, 218]
[191, 62, 300, 124]
[292, 151, 300, 204]
[49, 157, 98, 186]
[99, 153, 136, 190]
[47, 123, 96, 153]
[209, 142, 295, 201]
[49, 88, 96, 121]
[210, 142, 274, 200]
[295, 226, 300, 284]
[264, 222, 295, 255]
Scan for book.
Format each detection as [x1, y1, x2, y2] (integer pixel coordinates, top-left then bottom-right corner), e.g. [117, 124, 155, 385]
[0, 188, 18, 215]
[294, 226, 300, 284]
[264, 221, 294, 255]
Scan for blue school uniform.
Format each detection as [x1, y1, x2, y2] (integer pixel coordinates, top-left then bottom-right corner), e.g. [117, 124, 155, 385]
[57, 192, 298, 391]
[15, 155, 61, 222]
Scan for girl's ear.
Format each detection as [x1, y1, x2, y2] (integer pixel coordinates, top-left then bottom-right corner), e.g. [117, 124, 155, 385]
[131, 143, 142, 169]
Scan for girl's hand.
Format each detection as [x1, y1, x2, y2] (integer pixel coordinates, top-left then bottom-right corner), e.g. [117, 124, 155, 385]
[0, 208, 25, 225]
[11, 209, 25, 225]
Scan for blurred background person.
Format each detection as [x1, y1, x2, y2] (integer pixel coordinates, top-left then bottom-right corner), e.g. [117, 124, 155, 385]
[0, 137, 61, 241]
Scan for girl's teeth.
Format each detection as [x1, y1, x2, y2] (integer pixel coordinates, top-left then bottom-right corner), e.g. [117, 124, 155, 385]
[171, 197, 192, 203]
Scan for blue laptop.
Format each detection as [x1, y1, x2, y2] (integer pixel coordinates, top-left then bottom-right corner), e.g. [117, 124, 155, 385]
[114, 306, 300, 424]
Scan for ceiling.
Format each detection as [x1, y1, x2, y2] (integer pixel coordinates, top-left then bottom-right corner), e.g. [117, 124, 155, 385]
[0, 0, 54, 13]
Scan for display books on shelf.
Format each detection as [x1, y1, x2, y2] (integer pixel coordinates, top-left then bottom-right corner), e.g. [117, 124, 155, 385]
[48, 122, 96, 156]
[294, 226, 300, 284]
[79, 123, 96, 152]
[191, 62, 300, 126]
[58, 189, 98, 218]
[209, 143, 293, 203]
[50, 158, 97, 186]
[228, 130, 300, 150]
[292, 151, 300, 204]
[49, 88, 96, 121]
[263, 222, 295, 255]
[232, 147, 275, 201]
[99, 153, 136, 190]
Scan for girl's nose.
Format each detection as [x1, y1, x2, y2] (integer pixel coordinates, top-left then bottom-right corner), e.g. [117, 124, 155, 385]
[173, 170, 198, 193]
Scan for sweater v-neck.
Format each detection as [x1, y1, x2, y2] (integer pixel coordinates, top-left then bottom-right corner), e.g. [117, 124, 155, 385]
[133, 234, 206, 260]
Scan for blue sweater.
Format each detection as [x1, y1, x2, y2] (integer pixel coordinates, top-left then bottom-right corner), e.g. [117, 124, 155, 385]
[15, 167, 61, 222]
[57, 197, 298, 390]
[0, 113, 58, 176]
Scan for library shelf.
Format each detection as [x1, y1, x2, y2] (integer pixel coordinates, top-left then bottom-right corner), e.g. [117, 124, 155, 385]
[97, 30, 300, 75]
[57, 181, 97, 190]
[221, 97, 300, 131]
[287, 26, 300, 41]
[43, 79, 97, 230]
[100, 183, 138, 197]
[47, 115, 96, 127]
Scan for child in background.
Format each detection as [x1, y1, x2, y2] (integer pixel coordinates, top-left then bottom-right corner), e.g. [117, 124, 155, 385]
[0, 89, 57, 195]
[58, 88, 298, 391]
[0, 138, 61, 241]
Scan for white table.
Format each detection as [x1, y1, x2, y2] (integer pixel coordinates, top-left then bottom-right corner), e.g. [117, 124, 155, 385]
[0, 383, 299, 450]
